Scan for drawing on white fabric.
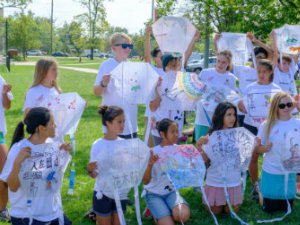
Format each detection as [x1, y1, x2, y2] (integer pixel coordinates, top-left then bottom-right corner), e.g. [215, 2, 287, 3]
[95, 138, 150, 196]
[204, 128, 256, 173]
[275, 24, 300, 54]
[217, 32, 252, 65]
[41, 92, 86, 137]
[281, 131, 300, 173]
[111, 62, 159, 104]
[157, 144, 206, 189]
[152, 16, 196, 53]
[19, 142, 70, 220]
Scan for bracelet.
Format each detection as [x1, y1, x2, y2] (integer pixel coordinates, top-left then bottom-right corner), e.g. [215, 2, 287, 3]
[100, 80, 107, 88]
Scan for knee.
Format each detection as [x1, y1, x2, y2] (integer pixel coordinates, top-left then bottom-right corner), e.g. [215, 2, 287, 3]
[211, 206, 223, 215]
[172, 204, 190, 222]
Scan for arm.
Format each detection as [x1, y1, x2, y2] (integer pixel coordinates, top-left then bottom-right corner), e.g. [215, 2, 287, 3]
[270, 30, 279, 67]
[254, 137, 272, 154]
[214, 34, 222, 55]
[184, 30, 200, 69]
[149, 77, 162, 112]
[248, 32, 274, 60]
[144, 26, 152, 64]
[143, 149, 158, 185]
[7, 147, 31, 192]
[87, 162, 98, 178]
[195, 136, 209, 164]
[238, 100, 247, 114]
[2, 84, 12, 110]
[93, 74, 111, 96]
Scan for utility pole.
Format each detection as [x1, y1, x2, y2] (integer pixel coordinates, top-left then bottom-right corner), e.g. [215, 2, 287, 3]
[50, 0, 53, 55]
[204, 4, 209, 69]
[5, 19, 10, 72]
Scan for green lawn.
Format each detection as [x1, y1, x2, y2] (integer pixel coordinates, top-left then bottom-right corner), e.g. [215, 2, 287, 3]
[0, 64, 299, 225]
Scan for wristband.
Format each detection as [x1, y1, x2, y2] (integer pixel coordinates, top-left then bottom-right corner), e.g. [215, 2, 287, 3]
[100, 80, 107, 88]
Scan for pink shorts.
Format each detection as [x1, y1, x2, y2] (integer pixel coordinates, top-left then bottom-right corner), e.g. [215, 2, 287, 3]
[202, 184, 242, 207]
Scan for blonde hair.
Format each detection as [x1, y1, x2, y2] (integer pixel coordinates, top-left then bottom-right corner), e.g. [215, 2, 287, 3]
[264, 92, 292, 138]
[110, 32, 131, 46]
[217, 50, 232, 71]
[31, 59, 62, 93]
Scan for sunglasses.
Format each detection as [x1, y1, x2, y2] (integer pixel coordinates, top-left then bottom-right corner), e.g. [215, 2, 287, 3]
[114, 43, 133, 49]
[278, 102, 293, 109]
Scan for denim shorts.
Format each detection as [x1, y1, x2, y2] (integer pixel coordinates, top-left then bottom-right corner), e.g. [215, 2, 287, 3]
[145, 191, 188, 219]
[92, 191, 127, 217]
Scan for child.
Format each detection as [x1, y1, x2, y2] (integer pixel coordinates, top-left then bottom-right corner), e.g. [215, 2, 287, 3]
[23, 59, 62, 116]
[143, 118, 190, 225]
[149, 30, 199, 146]
[238, 59, 281, 199]
[0, 75, 13, 222]
[87, 105, 128, 225]
[255, 92, 299, 213]
[196, 102, 241, 214]
[195, 50, 238, 141]
[0, 107, 72, 225]
[93, 33, 138, 139]
[270, 30, 299, 97]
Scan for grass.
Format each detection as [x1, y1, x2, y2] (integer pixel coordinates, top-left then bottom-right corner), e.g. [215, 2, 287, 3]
[1, 63, 300, 225]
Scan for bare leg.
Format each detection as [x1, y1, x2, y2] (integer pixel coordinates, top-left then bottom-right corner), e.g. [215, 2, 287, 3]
[0, 144, 8, 211]
[96, 214, 113, 225]
[157, 216, 175, 225]
[224, 204, 240, 214]
[249, 151, 259, 184]
[172, 204, 190, 223]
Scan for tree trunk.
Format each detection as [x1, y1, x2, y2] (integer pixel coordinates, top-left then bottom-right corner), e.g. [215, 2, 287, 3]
[90, 47, 94, 60]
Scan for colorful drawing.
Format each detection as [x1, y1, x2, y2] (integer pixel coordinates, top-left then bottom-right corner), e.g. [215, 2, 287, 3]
[157, 145, 206, 189]
[281, 131, 300, 173]
[111, 62, 159, 104]
[152, 16, 196, 53]
[275, 24, 300, 54]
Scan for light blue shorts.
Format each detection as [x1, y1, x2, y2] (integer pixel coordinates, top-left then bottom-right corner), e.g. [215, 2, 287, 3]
[145, 191, 188, 219]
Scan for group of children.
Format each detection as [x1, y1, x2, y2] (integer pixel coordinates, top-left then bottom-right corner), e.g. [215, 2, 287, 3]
[0, 26, 299, 225]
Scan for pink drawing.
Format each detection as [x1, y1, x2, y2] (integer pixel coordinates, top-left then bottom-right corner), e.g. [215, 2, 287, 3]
[68, 99, 76, 110]
[47, 102, 52, 107]
[37, 95, 44, 102]
[208, 77, 213, 81]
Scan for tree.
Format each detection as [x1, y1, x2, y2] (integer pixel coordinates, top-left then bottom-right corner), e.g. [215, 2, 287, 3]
[76, 0, 109, 59]
[69, 21, 85, 62]
[8, 12, 41, 59]
[0, 0, 31, 8]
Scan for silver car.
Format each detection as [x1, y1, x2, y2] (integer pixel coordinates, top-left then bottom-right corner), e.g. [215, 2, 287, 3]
[186, 57, 217, 74]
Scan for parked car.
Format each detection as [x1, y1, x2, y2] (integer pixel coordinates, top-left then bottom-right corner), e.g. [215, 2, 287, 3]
[27, 50, 42, 56]
[52, 51, 69, 57]
[186, 57, 217, 74]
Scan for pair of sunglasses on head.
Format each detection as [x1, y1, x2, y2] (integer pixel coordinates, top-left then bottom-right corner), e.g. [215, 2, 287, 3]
[114, 43, 133, 49]
[278, 102, 293, 109]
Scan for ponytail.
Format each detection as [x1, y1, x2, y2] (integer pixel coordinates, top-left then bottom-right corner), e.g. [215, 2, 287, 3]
[10, 122, 25, 148]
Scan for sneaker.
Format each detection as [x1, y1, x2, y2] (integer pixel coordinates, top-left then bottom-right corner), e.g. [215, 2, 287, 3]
[0, 207, 10, 222]
[143, 207, 153, 220]
[251, 182, 259, 200]
[83, 207, 96, 222]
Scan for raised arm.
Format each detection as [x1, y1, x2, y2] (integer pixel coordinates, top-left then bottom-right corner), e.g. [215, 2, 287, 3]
[270, 30, 279, 67]
[248, 32, 274, 60]
[143, 149, 158, 185]
[184, 30, 200, 69]
[144, 26, 152, 64]
[214, 33, 222, 55]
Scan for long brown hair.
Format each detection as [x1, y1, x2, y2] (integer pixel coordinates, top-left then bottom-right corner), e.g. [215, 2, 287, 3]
[31, 59, 62, 93]
[217, 50, 233, 71]
[264, 92, 292, 139]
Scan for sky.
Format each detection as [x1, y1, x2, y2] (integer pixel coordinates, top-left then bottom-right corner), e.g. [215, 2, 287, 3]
[4, 0, 154, 34]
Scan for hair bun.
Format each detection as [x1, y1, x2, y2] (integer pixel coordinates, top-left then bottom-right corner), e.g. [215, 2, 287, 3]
[98, 105, 109, 115]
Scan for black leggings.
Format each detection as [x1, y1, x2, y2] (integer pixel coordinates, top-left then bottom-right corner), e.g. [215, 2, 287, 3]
[263, 198, 294, 214]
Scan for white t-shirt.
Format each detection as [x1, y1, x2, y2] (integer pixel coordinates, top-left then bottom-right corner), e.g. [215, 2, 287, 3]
[203, 136, 241, 187]
[0, 139, 70, 221]
[95, 58, 138, 135]
[233, 65, 257, 95]
[243, 82, 281, 128]
[150, 71, 184, 137]
[90, 137, 129, 199]
[23, 85, 59, 111]
[0, 75, 13, 134]
[195, 68, 238, 126]
[144, 145, 175, 195]
[273, 62, 298, 97]
[258, 118, 300, 174]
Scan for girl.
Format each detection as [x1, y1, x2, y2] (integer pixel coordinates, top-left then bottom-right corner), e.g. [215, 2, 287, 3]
[195, 50, 238, 141]
[87, 105, 127, 225]
[23, 59, 62, 116]
[0, 75, 13, 221]
[143, 118, 190, 225]
[196, 102, 241, 215]
[0, 107, 72, 225]
[149, 31, 200, 146]
[238, 59, 281, 199]
[255, 92, 299, 213]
